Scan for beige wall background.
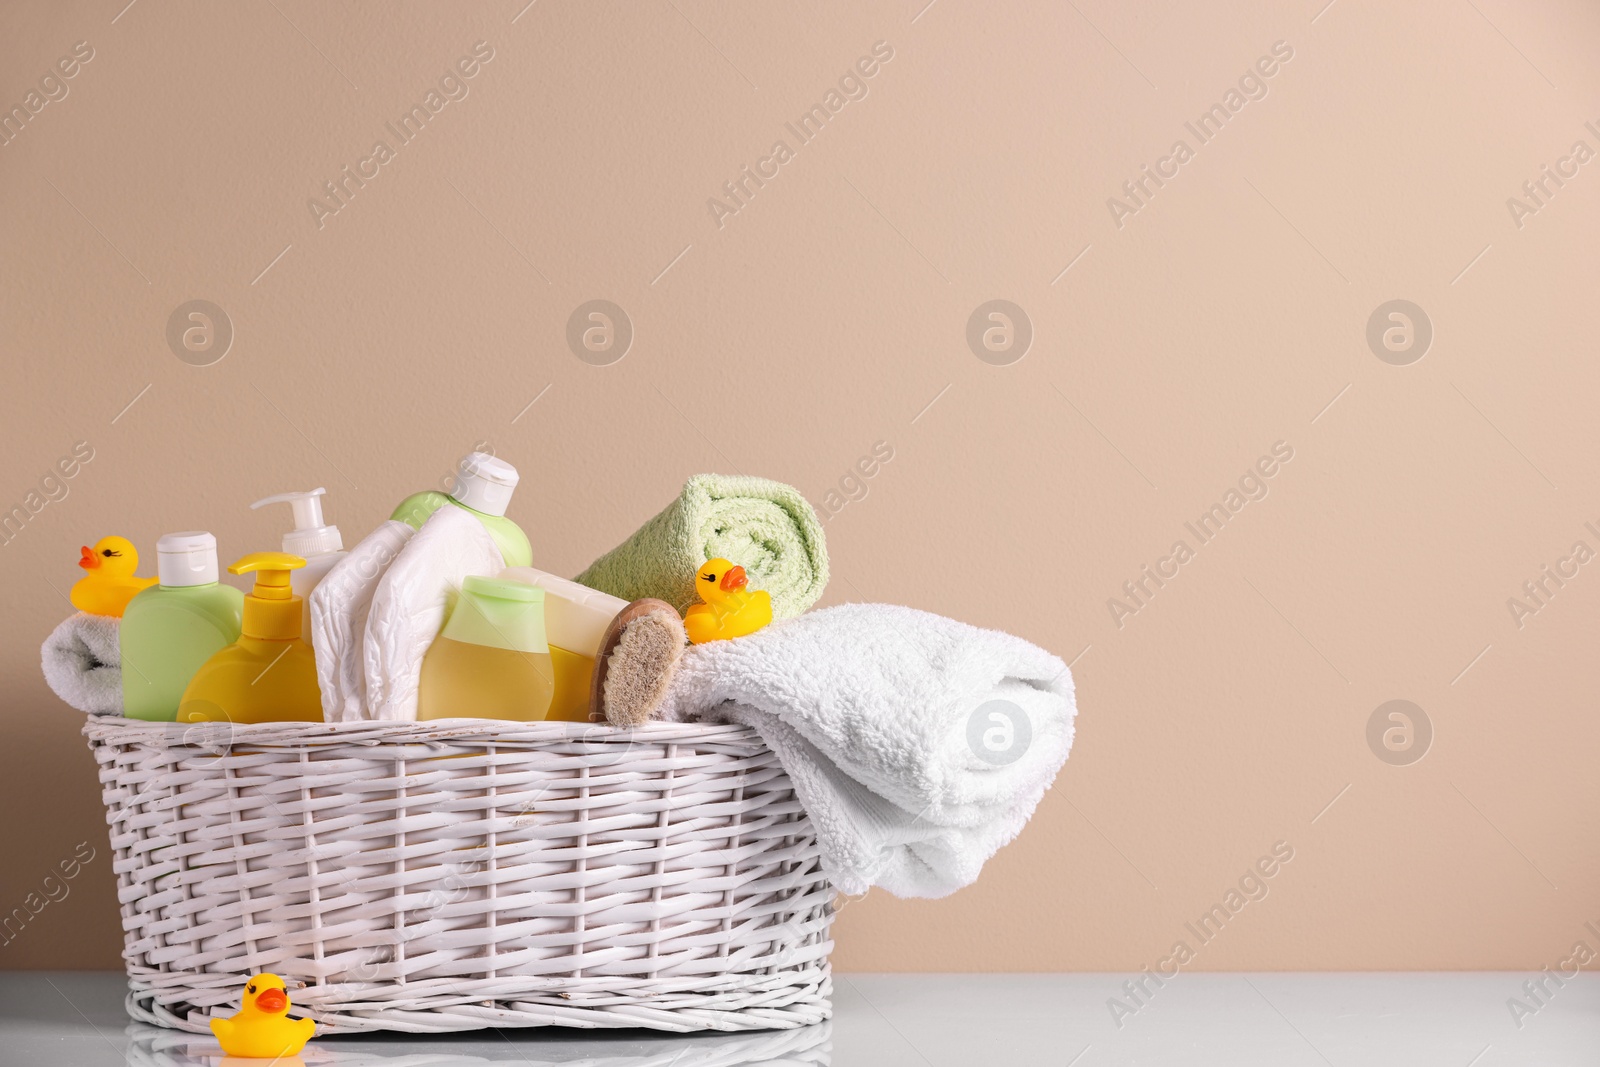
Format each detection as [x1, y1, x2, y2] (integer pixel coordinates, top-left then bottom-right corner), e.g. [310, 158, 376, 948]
[3, 0, 1599, 973]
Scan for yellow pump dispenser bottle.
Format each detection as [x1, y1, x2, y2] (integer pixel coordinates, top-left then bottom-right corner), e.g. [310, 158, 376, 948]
[178, 552, 324, 724]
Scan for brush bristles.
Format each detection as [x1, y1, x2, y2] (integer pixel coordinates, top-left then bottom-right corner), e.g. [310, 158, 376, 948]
[603, 608, 686, 727]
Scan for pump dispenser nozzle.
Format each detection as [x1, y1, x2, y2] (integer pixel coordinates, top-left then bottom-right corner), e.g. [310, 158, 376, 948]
[251, 488, 344, 558]
[229, 552, 307, 639]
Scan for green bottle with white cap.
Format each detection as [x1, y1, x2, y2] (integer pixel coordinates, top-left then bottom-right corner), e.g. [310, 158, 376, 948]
[391, 452, 532, 567]
[416, 576, 553, 721]
[120, 532, 246, 721]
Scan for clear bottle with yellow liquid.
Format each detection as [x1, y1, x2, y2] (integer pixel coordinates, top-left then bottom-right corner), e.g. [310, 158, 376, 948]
[178, 552, 323, 724]
[418, 576, 554, 721]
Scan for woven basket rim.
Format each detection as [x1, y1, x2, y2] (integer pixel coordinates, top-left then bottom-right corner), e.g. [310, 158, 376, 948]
[81, 715, 754, 749]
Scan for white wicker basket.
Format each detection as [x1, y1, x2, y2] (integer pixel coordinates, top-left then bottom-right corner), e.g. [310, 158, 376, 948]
[83, 717, 834, 1034]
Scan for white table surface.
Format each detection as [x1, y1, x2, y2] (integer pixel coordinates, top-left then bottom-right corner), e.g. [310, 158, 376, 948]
[3, 971, 1595, 1064]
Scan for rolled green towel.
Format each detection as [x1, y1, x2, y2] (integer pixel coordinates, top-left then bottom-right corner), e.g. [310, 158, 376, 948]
[576, 474, 829, 619]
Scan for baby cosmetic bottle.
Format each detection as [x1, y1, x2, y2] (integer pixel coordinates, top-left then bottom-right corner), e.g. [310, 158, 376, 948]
[251, 487, 346, 635]
[120, 532, 245, 721]
[178, 552, 323, 724]
[498, 566, 631, 721]
[418, 576, 553, 721]
[391, 452, 533, 567]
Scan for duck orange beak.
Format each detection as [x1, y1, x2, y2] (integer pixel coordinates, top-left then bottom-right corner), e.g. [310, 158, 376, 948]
[255, 987, 288, 1013]
[720, 565, 747, 592]
[79, 546, 99, 570]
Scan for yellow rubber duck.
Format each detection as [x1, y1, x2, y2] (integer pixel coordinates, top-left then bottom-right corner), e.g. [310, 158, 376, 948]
[210, 973, 315, 1059]
[684, 558, 772, 644]
[70, 536, 156, 617]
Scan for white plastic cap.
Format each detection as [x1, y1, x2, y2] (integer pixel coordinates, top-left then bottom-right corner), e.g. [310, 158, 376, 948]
[251, 487, 344, 557]
[156, 531, 220, 587]
[448, 452, 519, 517]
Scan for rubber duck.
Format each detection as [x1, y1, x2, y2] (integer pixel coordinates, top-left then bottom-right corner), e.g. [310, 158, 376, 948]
[684, 558, 772, 644]
[71, 536, 156, 617]
[210, 973, 315, 1059]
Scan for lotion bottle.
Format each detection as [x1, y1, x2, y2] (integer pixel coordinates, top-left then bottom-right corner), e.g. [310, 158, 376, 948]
[417, 576, 553, 721]
[178, 552, 323, 724]
[251, 487, 346, 635]
[120, 532, 244, 721]
[391, 452, 532, 567]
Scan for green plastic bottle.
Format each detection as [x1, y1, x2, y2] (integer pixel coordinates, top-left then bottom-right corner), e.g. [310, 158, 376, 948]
[417, 576, 553, 721]
[391, 452, 532, 567]
[120, 532, 245, 722]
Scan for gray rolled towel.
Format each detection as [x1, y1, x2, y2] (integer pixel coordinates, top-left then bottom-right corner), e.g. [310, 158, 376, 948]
[41, 612, 122, 715]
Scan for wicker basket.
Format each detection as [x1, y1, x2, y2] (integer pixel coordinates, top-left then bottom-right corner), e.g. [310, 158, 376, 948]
[83, 716, 834, 1034]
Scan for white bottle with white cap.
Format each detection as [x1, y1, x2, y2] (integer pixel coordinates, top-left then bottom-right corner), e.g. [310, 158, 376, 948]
[252, 487, 347, 603]
[390, 451, 532, 567]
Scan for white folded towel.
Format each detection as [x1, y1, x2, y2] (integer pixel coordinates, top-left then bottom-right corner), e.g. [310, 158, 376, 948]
[41, 612, 123, 715]
[659, 603, 1076, 898]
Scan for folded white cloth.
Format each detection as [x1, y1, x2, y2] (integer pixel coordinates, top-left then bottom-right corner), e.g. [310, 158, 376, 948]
[310, 520, 415, 722]
[659, 603, 1076, 898]
[364, 505, 504, 721]
[41, 612, 123, 715]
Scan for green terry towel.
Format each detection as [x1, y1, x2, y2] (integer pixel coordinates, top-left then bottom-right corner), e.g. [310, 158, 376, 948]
[576, 474, 829, 619]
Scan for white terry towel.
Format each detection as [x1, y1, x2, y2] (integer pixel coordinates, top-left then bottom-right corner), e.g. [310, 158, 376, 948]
[41, 612, 123, 715]
[364, 505, 504, 721]
[310, 520, 415, 722]
[659, 603, 1076, 898]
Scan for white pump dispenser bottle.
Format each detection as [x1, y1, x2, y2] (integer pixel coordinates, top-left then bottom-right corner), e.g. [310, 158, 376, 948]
[252, 487, 347, 630]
